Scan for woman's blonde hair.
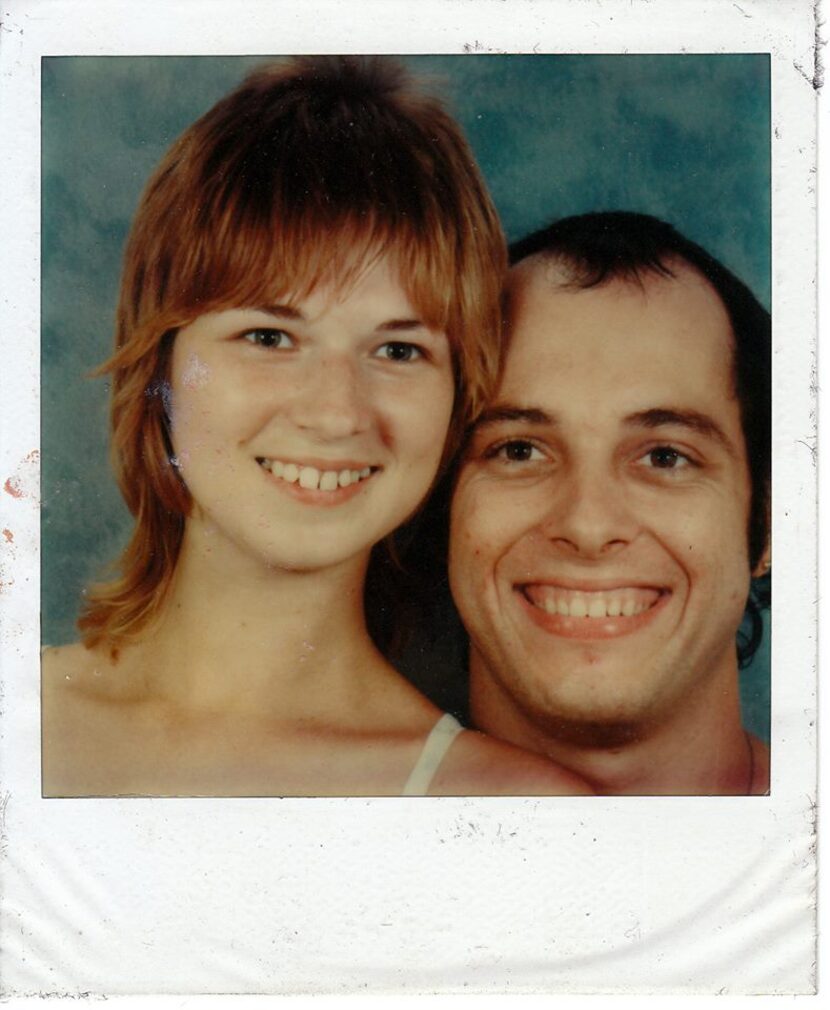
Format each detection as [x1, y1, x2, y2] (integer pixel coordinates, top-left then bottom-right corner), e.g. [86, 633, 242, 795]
[79, 55, 507, 653]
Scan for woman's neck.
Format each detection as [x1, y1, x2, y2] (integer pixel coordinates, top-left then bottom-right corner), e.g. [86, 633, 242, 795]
[125, 520, 386, 721]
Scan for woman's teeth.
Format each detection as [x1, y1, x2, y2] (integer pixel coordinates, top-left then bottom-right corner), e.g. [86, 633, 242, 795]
[525, 586, 661, 619]
[257, 458, 372, 491]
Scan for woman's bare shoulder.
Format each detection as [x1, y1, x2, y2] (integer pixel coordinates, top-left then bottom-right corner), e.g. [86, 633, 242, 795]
[431, 725, 593, 797]
[42, 641, 119, 704]
[42, 642, 140, 796]
[42, 641, 93, 678]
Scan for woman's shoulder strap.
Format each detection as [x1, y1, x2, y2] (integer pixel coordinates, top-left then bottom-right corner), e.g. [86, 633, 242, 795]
[400, 713, 464, 796]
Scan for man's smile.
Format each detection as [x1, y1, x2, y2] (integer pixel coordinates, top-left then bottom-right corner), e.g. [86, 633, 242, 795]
[517, 582, 671, 639]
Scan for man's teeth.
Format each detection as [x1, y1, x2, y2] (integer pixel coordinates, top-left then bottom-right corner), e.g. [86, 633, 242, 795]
[258, 458, 372, 491]
[526, 586, 661, 619]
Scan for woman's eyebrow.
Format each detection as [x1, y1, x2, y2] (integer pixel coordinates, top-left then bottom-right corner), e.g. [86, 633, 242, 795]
[254, 303, 305, 320]
[249, 308, 429, 332]
[375, 318, 429, 333]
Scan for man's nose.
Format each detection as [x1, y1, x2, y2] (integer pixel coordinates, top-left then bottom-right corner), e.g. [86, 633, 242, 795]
[539, 462, 636, 558]
[287, 351, 372, 439]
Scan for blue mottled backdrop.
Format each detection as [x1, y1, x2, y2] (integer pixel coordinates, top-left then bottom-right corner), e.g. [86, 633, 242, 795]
[41, 54, 770, 740]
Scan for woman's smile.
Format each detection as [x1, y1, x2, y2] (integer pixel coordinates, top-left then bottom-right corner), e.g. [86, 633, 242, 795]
[256, 455, 380, 505]
[256, 456, 376, 490]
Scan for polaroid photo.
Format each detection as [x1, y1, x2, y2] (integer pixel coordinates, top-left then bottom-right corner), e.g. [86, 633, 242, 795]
[0, 0, 818, 997]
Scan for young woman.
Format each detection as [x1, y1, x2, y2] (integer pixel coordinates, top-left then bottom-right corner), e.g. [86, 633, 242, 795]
[42, 57, 589, 797]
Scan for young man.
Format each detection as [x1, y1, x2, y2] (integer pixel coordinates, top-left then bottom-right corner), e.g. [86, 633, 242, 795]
[449, 212, 771, 795]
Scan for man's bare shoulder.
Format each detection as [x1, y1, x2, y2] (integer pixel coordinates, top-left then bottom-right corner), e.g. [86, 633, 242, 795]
[750, 733, 771, 795]
[431, 726, 592, 797]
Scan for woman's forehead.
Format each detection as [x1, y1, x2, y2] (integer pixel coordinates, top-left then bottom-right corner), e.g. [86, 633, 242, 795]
[202, 242, 447, 326]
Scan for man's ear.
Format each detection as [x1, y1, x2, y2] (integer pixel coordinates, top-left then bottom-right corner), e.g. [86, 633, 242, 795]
[752, 540, 771, 579]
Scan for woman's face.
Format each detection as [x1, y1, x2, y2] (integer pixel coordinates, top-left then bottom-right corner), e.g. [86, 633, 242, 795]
[168, 255, 455, 574]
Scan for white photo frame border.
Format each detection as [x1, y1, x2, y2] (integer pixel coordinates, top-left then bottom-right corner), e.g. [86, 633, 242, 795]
[0, 0, 817, 996]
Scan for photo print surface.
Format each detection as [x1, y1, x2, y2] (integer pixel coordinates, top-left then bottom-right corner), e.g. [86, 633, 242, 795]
[42, 54, 770, 797]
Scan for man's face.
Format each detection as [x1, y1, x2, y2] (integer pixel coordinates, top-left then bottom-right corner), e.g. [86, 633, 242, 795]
[450, 260, 755, 740]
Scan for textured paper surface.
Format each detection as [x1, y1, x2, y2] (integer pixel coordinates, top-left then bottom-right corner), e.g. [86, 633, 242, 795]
[0, 0, 818, 997]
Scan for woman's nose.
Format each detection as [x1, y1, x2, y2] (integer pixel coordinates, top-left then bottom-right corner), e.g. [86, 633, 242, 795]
[286, 351, 372, 440]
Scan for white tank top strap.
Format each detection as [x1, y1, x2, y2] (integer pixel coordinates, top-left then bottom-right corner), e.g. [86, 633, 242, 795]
[401, 713, 464, 796]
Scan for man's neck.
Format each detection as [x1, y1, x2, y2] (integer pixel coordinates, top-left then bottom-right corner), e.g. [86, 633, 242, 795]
[469, 657, 763, 795]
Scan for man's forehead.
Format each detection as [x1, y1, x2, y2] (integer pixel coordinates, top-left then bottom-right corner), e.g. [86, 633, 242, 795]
[508, 253, 574, 290]
[493, 256, 744, 451]
[508, 251, 722, 305]
[504, 256, 734, 363]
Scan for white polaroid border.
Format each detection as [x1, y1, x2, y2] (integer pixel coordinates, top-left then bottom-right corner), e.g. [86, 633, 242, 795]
[0, 0, 818, 999]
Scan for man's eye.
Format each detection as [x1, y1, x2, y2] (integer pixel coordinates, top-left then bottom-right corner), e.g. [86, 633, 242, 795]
[242, 328, 293, 349]
[641, 446, 693, 470]
[375, 342, 422, 363]
[489, 440, 544, 463]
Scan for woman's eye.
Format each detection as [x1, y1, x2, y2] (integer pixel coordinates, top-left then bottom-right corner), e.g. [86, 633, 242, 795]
[242, 328, 293, 349]
[488, 440, 544, 463]
[375, 341, 422, 363]
[641, 446, 693, 470]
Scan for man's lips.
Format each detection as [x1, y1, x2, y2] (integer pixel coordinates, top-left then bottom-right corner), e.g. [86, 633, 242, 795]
[518, 582, 670, 639]
[523, 583, 663, 618]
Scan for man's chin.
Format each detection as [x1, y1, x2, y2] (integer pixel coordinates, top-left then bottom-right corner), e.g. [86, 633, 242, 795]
[470, 646, 677, 749]
[521, 708, 646, 750]
[503, 680, 670, 750]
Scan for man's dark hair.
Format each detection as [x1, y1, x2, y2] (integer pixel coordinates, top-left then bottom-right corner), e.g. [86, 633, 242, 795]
[510, 211, 770, 665]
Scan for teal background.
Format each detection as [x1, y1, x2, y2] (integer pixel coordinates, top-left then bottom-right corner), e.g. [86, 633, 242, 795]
[41, 55, 770, 741]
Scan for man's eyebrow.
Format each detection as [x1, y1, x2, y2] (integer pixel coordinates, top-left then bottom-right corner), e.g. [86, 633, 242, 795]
[625, 408, 732, 448]
[474, 406, 554, 428]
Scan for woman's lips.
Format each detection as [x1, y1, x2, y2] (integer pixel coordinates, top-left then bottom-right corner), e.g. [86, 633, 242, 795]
[518, 583, 669, 639]
[256, 457, 374, 490]
[256, 456, 378, 506]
